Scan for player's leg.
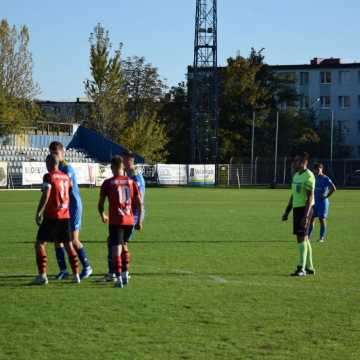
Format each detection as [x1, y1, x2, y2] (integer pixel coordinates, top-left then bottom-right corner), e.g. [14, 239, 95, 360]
[291, 208, 308, 277]
[54, 242, 69, 280]
[319, 218, 327, 242]
[60, 219, 80, 283]
[121, 226, 135, 284]
[33, 240, 49, 285]
[64, 241, 80, 283]
[72, 230, 92, 279]
[71, 208, 92, 279]
[109, 225, 124, 288]
[308, 215, 316, 239]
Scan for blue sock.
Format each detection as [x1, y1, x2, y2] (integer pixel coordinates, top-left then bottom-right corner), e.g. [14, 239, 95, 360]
[107, 241, 112, 274]
[55, 247, 67, 272]
[308, 223, 314, 238]
[77, 247, 90, 268]
[320, 224, 326, 238]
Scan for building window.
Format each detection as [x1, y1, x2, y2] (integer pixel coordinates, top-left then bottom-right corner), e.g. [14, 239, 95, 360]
[339, 96, 351, 108]
[320, 71, 332, 84]
[358, 95, 360, 107]
[300, 95, 309, 109]
[320, 96, 331, 109]
[339, 71, 350, 84]
[358, 146, 360, 157]
[358, 120, 360, 132]
[300, 72, 309, 85]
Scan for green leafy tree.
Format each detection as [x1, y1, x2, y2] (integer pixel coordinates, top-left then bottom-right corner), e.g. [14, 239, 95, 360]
[159, 82, 190, 163]
[0, 19, 40, 135]
[84, 23, 168, 162]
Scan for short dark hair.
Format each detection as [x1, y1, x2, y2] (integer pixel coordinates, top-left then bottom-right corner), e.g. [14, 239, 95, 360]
[295, 152, 310, 161]
[46, 154, 59, 167]
[111, 155, 124, 169]
[314, 162, 324, 169]
[49, 141, 64, 152]
[124, 151, 135, 159]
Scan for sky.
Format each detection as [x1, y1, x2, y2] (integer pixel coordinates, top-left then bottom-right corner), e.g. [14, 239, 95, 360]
[2, 0, 360, 101]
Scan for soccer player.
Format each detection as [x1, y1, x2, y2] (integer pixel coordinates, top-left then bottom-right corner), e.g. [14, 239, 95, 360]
[98, 155, 143, 288]
[104, 152, 145, 283]
[282, 152, 316, 277]
[33, 154, 80, 285]
[309, 163, 336, 242]
[49, 141, 93, 280]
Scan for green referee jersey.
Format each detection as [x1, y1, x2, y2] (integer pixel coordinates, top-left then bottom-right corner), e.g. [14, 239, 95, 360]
[291, 169, 315, 208]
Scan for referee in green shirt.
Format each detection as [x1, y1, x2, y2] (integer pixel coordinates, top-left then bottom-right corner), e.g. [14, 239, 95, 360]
[282, 152, 316, 277]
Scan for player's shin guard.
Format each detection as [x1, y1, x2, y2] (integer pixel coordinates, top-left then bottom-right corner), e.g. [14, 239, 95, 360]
[107, 241, 112, 274]
[55, 247, 67, 272]
[36, 246, 47, 275]
[113, 255, 122, 277]
[77, 246, 90, 269]
[298, 241, 308, 271]
[320, 224, 326, 239]
[67, 249, 79, 275]
[306, 240, 314, 270]
[121, 250, 130, 272]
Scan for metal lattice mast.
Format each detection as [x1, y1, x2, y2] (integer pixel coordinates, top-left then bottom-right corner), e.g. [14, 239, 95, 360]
[191, 0, 219, 164]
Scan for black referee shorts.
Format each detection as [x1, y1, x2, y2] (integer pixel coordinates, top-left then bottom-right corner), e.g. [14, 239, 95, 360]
[293, 206, 313, 237]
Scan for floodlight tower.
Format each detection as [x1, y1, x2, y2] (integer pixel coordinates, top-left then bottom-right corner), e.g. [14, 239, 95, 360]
[191, 0, 219, 164]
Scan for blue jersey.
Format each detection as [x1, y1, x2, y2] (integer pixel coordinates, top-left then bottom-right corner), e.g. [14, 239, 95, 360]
[131, 170, 145, 222]
[59, 162, 82, 210]
[315, 175, 334, 204]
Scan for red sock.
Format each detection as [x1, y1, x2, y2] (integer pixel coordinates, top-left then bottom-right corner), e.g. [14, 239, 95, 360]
[36, 247, 47, 274]
[121, 250, 130, 272]
[67, 248, 79, 274]
[113, 255, 122, 277]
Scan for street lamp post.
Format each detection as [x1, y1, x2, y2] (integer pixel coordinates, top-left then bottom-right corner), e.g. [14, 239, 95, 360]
[274, 111, 279, 184]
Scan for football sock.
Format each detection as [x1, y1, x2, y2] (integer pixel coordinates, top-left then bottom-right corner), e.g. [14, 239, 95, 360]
[67, 249, 79, 274]
[121, 250, 130, 272]
[107, 241, 112, 274]
[320, 224, 326, 238]
[298, 241, 308, 271]
[77, 246, 90, 269]
[306, 240, 314, 270]
[113, 255, 122, 277]
[36, 247, 47, 275]
[308, 223, 314, 238]
[55, 247, 67, 272]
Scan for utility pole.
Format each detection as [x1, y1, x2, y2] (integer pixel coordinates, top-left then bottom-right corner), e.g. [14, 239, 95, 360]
[250, 111, 255, 184]
[191, 0, 219, 164]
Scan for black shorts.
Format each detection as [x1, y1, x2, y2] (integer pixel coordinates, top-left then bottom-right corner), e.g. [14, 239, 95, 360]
[37, 218, 71, 243]
[293, 206, 313, 237]
[109, 225, 134, 246]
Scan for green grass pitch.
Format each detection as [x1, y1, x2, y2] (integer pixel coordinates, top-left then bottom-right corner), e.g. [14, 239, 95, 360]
[0, 188, 359, 360]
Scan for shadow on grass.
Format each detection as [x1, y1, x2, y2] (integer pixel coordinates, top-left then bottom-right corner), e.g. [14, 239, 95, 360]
[15, 240, 291, 245]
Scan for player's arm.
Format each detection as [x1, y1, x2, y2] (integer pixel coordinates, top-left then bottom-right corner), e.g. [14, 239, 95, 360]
[326, 182, 336, 198]
[35, 184, 51, 226]
[135, 191, 143, 231]
[282, 195, 293, 221]
[97, 193, 108, 224]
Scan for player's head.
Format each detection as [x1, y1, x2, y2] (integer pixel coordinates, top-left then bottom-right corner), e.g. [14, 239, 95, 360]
[49, 141, 65, 162]
[314, 162, 324, 176]
[46, 154, 60, 172]
[111, 155, 124, 176]
[123, 151, 135, 171]
[293, 152, 309, 171]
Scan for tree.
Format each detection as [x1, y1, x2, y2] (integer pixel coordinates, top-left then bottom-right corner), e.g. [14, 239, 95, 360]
[0, 19, 39, 99]
[84, 23, 169, 162]
[0, 19, 40, 135]
[84, 23, 127, 139]
[121, 111, 168, 163]
[122, 56, 167, 116]
[158, 82, 190, 163]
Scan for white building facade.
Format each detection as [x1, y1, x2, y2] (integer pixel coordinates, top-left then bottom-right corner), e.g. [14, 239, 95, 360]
[271, 58, 360, 158]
